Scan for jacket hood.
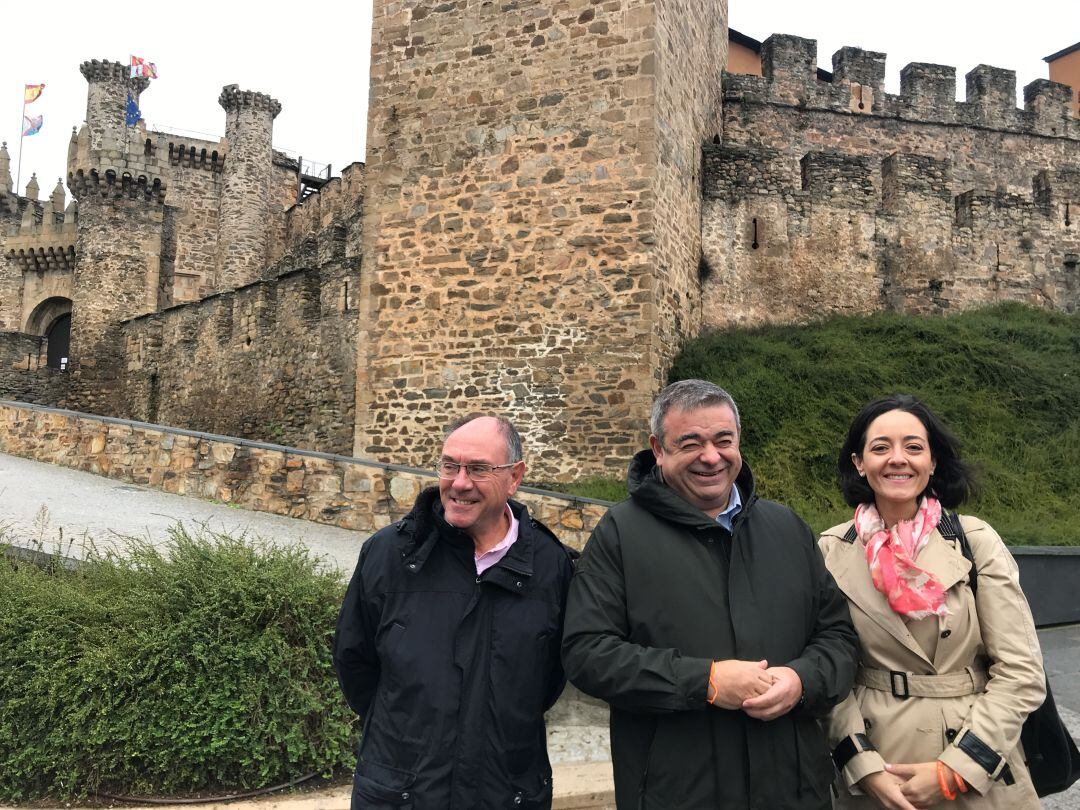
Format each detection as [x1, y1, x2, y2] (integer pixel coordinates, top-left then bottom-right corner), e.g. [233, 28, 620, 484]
[626, 448, 757, 530]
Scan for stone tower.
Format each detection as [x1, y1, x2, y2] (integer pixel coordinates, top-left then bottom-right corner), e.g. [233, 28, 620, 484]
[217, 85, 281, 290]
[66, 60, 163, 413]
[355, 0, 728, 479]
[79, 59, 150, 156]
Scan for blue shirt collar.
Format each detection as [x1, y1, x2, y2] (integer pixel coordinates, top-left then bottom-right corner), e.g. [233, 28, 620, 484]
[715, 485, 743, 533]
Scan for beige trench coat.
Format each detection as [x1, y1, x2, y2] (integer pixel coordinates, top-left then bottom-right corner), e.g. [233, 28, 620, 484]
[818, 515, 1045, 809]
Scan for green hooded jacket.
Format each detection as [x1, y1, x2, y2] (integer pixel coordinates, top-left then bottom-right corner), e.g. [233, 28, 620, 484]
[562, 450, 857, 810]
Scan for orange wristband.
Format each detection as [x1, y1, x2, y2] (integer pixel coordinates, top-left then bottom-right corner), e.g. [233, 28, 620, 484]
[954, 770, 968, 793]
[937, 761, 958, 801]
[706, 662, 719, 704]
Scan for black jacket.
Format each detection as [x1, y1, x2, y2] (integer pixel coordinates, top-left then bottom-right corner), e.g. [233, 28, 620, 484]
[333, 487, 575, 810]
[561, 451, 858, 810]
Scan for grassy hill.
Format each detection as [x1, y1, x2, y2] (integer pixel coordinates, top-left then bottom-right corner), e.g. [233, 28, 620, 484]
[552, 304, 1080, 546]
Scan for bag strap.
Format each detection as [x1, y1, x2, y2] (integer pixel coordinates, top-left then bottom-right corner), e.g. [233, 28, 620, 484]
[938, 510, 978, 598]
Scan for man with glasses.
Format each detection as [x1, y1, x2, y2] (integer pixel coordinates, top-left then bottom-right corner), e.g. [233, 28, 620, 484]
[334, 414, 575, 810]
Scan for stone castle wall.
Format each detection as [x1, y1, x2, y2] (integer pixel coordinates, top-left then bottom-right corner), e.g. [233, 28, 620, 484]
[67, 171, 164, 414]
[0, 400, 608, 549]
[5, 23, 1080, 484]
[160, 144, 224, 304]
[0, 333, 67, 403]
[117, 165, 365, 453]
[648, 0, 726, 368]
[702, 36, 1080, 327]
[355, 0, 726, 480]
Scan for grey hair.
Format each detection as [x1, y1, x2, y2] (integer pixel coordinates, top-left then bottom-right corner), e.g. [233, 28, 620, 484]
[650, 379, 741, 446]
[443, 413, 524, 463]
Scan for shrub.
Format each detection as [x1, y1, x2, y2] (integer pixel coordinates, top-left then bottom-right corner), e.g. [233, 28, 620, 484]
[669, 303, 1080, 545]
[0, 526, 357, 801]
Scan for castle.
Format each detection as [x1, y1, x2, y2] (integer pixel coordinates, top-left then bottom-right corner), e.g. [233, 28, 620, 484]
[2, 0, 1078, 482]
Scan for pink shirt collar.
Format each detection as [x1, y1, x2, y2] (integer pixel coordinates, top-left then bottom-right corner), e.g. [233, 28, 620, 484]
[474, 504, 519, 576]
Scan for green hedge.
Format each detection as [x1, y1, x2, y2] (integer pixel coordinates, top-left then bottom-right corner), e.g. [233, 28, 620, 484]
[0, 527, 357, 801]
[669, 303, 1080, 545]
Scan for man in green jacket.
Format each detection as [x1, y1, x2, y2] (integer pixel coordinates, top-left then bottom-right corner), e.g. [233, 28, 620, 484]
[562, 379, 858, 810]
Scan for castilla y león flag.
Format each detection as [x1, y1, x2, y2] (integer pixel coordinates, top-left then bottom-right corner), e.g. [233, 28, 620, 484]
[130, 56, 158, 79]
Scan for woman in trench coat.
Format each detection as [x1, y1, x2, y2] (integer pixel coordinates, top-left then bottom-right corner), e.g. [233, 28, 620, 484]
[818, 394, 1045, 810]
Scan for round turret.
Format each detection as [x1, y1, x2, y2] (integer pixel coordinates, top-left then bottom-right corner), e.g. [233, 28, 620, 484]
[79, 59, 150, 154]
[215, 85, 282, 290]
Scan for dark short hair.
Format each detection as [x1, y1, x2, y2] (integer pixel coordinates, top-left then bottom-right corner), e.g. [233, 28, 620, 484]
[443, 413, 523, 463]
[837, 393, 977, 508]
[651, 379, 741, 446]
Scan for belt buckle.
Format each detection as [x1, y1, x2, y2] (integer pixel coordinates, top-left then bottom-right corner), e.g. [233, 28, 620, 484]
[890, 670, 910, 699]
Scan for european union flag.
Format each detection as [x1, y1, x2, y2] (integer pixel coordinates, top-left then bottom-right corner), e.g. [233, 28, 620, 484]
[125, 94, 141, 127]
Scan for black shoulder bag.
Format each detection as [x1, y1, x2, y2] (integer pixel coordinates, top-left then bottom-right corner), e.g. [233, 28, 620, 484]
[941, 511, 1080, 798]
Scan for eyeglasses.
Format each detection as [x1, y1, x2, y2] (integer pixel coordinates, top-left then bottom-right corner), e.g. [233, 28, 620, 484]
[435, 460, 518, 481]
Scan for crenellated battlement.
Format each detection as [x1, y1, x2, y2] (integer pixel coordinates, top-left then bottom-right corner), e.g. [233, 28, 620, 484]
[79, 59, 148, 92]
[705, 142, 1080, 223]
[67, 168, 165, 205]
[4, 208, 78, 273]
[701, 136, 1080, 326]
[218, 85, 281, 118]
[284, 161, 365, 248]
[165, 141, 225, 172]
[723, 35, 1080, 140]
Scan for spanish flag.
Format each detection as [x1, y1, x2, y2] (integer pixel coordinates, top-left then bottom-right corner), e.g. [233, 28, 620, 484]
[24, 84, 45, 104]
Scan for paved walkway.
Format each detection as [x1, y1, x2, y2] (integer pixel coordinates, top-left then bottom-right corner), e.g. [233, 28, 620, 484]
[2, 452, 1078, 807]
[0, 452, 363, 575]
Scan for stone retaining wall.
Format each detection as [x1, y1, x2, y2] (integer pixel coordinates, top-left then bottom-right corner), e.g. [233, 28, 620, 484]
[0, 334, 69, 404]
[0, 400, 609, 549]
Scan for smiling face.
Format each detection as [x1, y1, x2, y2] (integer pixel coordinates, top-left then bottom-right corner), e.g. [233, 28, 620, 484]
[853, 409, 936, 525]
[438, 416, 524, 549]
[649, 403, 743, 519]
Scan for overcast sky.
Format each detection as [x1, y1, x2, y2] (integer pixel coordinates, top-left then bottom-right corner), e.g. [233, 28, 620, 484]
[3, 1, 1077, 204]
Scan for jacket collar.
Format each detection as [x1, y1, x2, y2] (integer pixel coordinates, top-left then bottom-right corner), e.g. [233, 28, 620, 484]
[398, 487, 548, 590]
[626, 448, 758, 531]
[824, 518, 973, 670]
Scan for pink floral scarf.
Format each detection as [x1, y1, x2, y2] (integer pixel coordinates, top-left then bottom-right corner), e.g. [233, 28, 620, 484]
[855, 497, 950, 620]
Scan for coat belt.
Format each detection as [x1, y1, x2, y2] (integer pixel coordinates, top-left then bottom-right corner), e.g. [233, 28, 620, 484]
[856, 666, 988, 699]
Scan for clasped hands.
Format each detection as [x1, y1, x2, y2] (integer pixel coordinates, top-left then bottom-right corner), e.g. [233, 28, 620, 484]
[706, 659, 803, 720]
[859, 762, 966, 810]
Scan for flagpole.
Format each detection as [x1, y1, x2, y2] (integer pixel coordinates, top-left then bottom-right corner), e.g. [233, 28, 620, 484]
[15, 96, 25, 195]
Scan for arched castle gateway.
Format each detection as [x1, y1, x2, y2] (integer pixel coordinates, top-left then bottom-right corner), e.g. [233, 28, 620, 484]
[1, 3, 1078, 480]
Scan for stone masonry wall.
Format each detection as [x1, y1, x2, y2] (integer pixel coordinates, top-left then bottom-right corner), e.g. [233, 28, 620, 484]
[0, 400, 608, 550]
[0, 252, 21, 332]
[267, 153, 301, 266]
[67, 172, 164, 414]
[163, 149, 224, 305]
[702, 36, 1080, 327]
[0, 333, 68, 403]
[120, 264, 358, 453]
[285, 162, 365, 251]
[119, 171, 362, 454]
[649, 0, 726, 367]
[356, 0, 726, 480]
